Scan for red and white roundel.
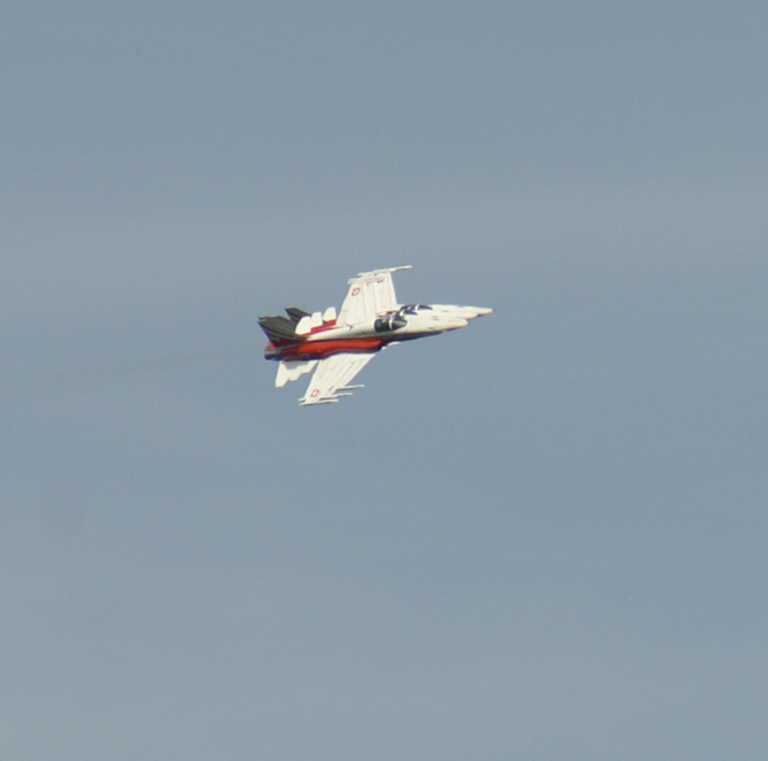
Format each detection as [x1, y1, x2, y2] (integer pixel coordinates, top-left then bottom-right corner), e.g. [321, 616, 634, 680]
[311, 389, 320, 397]
[351, 287, 360, 296]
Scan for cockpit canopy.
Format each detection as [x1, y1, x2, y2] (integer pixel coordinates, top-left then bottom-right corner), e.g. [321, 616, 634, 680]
[399, 304, 432, 315]
[373, 304, 433, 332]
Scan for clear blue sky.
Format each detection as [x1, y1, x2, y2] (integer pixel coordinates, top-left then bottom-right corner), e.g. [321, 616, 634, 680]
[2, 2, 768, 759]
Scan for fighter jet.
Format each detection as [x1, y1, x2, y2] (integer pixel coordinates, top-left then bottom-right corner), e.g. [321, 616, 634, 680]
[259, 266, 492, 405]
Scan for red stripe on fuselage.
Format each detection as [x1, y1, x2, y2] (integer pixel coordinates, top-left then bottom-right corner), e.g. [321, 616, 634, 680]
[308, 320, 337, 334]
[278, 337, 383, 360]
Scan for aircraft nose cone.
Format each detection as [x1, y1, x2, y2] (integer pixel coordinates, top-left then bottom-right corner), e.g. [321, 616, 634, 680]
[458, 306, 493, 319]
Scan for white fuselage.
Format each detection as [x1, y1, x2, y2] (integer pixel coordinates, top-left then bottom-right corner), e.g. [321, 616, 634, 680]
[302, 303, 492, 343]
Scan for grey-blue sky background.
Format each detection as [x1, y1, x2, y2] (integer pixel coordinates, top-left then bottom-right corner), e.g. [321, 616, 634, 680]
[2, 2, 768, 759]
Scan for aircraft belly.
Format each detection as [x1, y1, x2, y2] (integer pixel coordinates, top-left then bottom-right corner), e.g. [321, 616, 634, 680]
[280, 338, 383, 360]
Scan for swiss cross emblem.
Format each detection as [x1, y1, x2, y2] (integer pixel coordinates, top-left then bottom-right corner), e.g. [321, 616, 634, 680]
[351, 287, 360, 296]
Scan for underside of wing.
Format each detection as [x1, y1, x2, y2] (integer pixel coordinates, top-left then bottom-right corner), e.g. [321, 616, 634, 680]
[338, 266, 411, 326]
[299, 353, 376, 405]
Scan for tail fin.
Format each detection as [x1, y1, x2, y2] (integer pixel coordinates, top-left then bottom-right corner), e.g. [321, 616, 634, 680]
[258, 306, 310, 344]
[285, 306, 310, 322]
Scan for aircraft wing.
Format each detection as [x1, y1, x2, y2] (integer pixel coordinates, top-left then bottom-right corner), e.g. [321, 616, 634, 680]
[299, 353, 376, 405]
[338, 266, 412, 325]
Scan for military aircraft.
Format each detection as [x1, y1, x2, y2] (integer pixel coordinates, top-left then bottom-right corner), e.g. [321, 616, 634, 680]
[259, 266, 492, 405]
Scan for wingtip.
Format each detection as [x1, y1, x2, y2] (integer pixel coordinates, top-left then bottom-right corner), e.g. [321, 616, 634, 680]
[354, 265, 413, 278]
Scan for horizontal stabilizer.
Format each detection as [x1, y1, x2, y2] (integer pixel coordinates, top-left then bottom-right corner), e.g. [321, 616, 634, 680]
[275, 359, 317, 388]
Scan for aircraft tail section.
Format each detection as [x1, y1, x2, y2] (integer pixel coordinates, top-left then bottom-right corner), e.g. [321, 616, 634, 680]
[258, 306, 310, 344]
[284, 306, 310, 322]
[275, 359, 317, 387]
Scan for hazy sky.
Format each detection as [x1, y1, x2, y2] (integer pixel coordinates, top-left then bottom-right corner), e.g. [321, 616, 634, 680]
[2, 2, 768, 759]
